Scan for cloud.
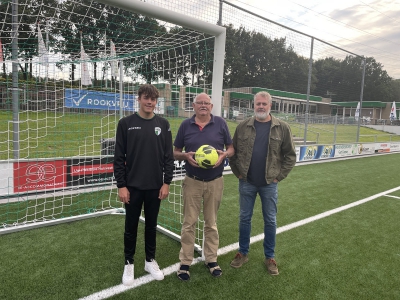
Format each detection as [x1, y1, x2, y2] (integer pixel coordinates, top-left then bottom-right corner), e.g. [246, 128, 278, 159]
[145, 0, 400, 78]
[326, 1, 400, 78]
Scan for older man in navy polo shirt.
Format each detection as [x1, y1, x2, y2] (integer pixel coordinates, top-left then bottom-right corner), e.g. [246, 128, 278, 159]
[174, 93, 234, 281]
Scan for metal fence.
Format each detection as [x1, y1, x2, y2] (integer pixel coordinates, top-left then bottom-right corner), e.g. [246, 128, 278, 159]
[147, 0, 371, 144]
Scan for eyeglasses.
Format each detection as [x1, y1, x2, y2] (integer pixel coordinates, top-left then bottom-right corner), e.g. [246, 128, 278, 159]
[194, 101, 212, 106]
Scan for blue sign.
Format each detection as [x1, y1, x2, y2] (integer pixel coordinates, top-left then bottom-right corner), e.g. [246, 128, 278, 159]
[65, 89, 137, 111]
[299, 145, 335, 161]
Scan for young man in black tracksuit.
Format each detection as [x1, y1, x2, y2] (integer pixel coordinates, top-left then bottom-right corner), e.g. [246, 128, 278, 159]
[114, 84, 174, 285]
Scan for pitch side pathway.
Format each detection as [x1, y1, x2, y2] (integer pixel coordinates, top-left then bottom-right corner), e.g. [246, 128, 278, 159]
[80, 185, 400, 300]
[363, 124, 400, 135]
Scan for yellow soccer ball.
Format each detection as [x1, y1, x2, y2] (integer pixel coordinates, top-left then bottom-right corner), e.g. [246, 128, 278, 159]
[195, 145, 218, 169]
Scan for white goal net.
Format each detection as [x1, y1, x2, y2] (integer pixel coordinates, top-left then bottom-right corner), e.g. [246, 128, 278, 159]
[0, 0, 226, 252]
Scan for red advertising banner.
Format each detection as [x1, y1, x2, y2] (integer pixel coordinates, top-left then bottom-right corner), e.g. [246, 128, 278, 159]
[13, 160, 67, 193]
[375, 143, 390, 153]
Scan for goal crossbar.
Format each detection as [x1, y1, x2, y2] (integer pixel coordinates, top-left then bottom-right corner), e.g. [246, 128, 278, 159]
[97, 0, 226, 116]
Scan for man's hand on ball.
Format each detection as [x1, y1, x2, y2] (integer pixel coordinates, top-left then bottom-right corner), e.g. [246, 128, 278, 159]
[186, 151, 199, 167]
[213, 150, 226, 168]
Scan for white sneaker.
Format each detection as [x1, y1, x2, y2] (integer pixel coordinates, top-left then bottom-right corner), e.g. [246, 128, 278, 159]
[144, 259, 164, 280]
[122, 262, 134, 286]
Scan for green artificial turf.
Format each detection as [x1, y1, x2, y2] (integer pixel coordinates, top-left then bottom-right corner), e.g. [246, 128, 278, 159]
[1, 154, 399, 299]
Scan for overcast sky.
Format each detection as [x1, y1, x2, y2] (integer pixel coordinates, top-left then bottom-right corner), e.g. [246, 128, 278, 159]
[234, 0, 400, 79]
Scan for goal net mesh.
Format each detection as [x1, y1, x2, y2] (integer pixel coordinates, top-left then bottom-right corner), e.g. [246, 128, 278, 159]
[0, 0, 216, 249]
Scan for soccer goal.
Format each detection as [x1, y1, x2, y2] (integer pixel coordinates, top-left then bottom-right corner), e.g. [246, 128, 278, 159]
[0, 0, 226, 253]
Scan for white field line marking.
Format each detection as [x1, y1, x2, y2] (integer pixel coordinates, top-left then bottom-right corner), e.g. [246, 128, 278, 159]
[79, 185, 400, 300]
[384, 194, 400, 200]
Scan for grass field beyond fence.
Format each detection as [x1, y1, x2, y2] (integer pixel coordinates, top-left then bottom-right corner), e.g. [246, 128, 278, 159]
[1, 111, 399, 160]
[1, 153, 399, 300]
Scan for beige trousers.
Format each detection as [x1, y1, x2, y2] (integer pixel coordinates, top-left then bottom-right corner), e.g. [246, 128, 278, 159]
[179, 175, 224, 265]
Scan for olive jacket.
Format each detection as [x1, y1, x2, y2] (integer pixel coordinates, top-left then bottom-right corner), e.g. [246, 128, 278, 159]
[229, 115, 296, 184]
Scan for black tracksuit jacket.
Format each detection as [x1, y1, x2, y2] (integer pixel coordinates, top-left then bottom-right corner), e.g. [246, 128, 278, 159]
[113, 113, 174, 190]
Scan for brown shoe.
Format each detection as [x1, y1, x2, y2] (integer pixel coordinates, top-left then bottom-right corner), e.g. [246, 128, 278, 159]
[230, 252, 249, 268]
[265, 258, 279, 275]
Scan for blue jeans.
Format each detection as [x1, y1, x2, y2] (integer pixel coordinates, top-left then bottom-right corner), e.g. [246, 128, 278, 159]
[238, 179, 278, 258]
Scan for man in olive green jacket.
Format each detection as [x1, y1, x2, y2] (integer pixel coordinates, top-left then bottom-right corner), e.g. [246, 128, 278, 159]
[229, 91, 296, 275]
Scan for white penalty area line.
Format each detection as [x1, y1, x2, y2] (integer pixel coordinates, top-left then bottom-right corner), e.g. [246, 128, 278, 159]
[78, 257, 204, 300]
[219, 185, 400, 254]
[80, 185, 400, 300]
[384, 194, 400, 200]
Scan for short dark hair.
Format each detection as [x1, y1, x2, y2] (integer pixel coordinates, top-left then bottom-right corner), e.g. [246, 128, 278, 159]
[138, 84, 159, 99]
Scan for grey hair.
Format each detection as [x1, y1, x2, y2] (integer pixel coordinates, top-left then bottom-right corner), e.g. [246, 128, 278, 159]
[254, 91, 272, 103]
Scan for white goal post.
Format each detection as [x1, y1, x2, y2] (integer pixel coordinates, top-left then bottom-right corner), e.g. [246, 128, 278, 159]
[97, 0, 226, 116]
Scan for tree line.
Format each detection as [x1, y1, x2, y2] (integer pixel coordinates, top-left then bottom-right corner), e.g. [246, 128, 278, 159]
[0, 0, 398, 102]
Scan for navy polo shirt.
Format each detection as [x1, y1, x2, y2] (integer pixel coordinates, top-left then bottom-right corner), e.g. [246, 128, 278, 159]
[174, 114, 232, 180]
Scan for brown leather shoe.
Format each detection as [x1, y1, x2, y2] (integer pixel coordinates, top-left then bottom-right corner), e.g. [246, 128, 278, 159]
[265, 258, 279, 275]
[230, 252, 249, 268]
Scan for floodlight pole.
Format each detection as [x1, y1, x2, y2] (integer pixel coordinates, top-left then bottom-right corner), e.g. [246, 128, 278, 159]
[119, 61, 123, 119]
[304, 37, 314, 144]
[45, 18, 49, 83]
[218, 0, 223, 25]
[104, 32, 108, 89]
[356, 58, 366, 143]
[12, 0, 19, 159]
[333, 114, 338, 144]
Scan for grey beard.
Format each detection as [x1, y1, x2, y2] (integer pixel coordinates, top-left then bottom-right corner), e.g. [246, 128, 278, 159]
[255, 111, 268, 120]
